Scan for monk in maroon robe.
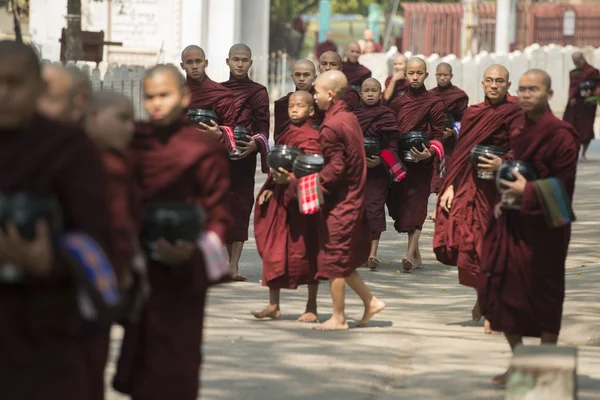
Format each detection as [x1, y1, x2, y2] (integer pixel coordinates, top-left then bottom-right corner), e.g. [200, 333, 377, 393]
[389, 57, 445, 272]
[315, 31, 338, 59]
[383, 53, 409, 104]
[354, 78, 402, 270]
[252, 91, 321, 322]
[343, 42, 372, 90]
[433, 64, 521, 334]
[319, 51, 360, 111]
[429, 62, 469, 194]
[311, 70, 386, 331]
[0, 41, 113, 400]
[112, 65, 232, 400]
[478, 69, 578, 385]
[562, 51, 600, 161]
[274, 59, 317, 141]
[220, 44, 270, 281]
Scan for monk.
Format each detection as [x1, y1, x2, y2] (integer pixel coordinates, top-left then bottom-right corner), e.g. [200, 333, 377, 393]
[389, 57, 445, 272]
[37, 64, 76, 123]
[0, 40, 113, 400]
[180, 45, 236, 138]
[311, 70, 386, 331]
[343, 42, 372, 90]
[563, 51, 600, 162]
[252, 91, 321, 322]
[429, 62, 469, 194]
[383, 53, 409, 103]
[319, 51, 361, 111]
[478, 69, 578, 385]
[112, 65, 232, 400]
[433, 64, 521, 334]
[221, 43, 270, 281]
[315, 30, 338, 59]
[65, 65, 92, 124]
[273, 59, 317, 141]
[353, 78, 403, 270]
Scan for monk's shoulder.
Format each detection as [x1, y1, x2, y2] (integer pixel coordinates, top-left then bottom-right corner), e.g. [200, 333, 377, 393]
[208, 79, 234, 98]
[181, 125, 229, 158]
[101, 150, 129, 177]
[34, 116, 97, 159]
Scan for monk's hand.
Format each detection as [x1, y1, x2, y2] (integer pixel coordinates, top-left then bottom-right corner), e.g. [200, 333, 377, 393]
[499, 170, 526, 196]
[258, 190, 273, 205]
[366, 155, 381, 168]
[153, 239, 196, 266]
[410, 146, 433, 162]
[477, 154, 502, 172]
[0, 220, 54, 277]
[569, 98, 576, 107]
[198, 121, 222, 139]
[439, 185, 454, 213]
[237, 136, 258, 159]
[392, 70, 405, 82]
[494, 202, 504, 219]
[443, 128, 455, 139]
[272, 168, 292, 185]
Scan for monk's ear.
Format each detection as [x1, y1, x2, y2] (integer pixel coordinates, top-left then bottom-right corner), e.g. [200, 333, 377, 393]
[249, 59, 253, 68]
[180, 85, 191, 109]
[547, 88, 554, 102]
[205, 59, 209, 68]
[225, 58, 230, 66]
[507, 81, 512, 91]
[180, 62, 184, 70]
[309, 106, 315, 117]
[424, 71, 429, 80]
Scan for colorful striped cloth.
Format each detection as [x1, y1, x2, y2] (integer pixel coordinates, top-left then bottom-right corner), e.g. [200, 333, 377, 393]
[380, 149, 407, 182]
[298, 173, 322, 215]
[533, 178, 576, 228]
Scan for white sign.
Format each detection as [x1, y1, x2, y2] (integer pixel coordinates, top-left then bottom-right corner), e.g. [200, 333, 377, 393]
[110, 0, 160, 48]
[563, 10, 576, 37]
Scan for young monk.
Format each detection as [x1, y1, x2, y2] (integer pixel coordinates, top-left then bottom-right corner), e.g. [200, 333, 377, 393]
[37, 64, 76, 123]
[353, 78, 403, 270]
[309, 70, 386, 331]
[383, 53, 409, 103]
[389, 57, 445, 272]
[429, 62, 469, 194]
[221, 43, 270, 281]
[319, 51, 361, 111]
[562, 51, 600, 162]
[252, 90, 321, 322]
[274, 58, 317, 141]
[66, 65, 92, 124]
[0, 40, 113, 400]
[433, 65, 521, 334]
[343, 42, 372, 90]
[112, 65, 232, 400]
[180, 44, 236, 138]
[478, 69, 578, 385]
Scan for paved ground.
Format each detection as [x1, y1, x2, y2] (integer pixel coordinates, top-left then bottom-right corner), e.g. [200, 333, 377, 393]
[106, 142, 600, 400]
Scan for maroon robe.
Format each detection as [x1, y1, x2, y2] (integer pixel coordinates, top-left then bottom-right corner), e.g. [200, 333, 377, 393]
[343, 61, 372, 88]
[429, 83, 469, 193]
[478, 109, 578, 337]
[254, 120, 321, 289]
[0, 115, 113, 400]
[315, 40, 338, 58]
[221, 74, 270, 243]
[384, 76, 409, 104]
[317, 101, 370, 278]
[186, 75, 236, 128]
[113, 120, 231, 400]
[433, 95, 521, 288]
[353, 104, 400, 239]
[563, 63, 600, 145]
[388, 86, 445, 233]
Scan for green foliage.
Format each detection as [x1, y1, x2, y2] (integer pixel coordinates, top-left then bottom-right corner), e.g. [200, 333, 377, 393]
[585, 95, 600, 105]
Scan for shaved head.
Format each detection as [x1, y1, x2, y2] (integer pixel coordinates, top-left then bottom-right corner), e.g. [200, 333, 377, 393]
[87, 91, 131, 112]
[484, 64, 509, 81]
[38, 65, 76, 123]
[290, 90, 314, 107]
[288, 89, 315, 125]
[435, 62, 453, 88]
[295, 58, 316, 74]
[228, 43, 252, 58]
[292, 59, 316, 91]
[65, 66, 92, 124]
[145, 64, 185, 88]
[518, 68, 553, 116]
[406, 57, 429, 90]
[316, 70, 347, 99]
[0, 40, 40, 78]
[181, 45, 205, 61]
[436, 62, 452, 73]
[360, 78, 382, 105]
[523, 68, 552, 91]
[319, 51, 343, 73]
[572, 51, 586, 69]
[407, 57, 427, 71]
[362, 77, 381, 91]
[482, 64, 511, 104]
[85, 92, 134, 151]
[394, 53, 407, 63]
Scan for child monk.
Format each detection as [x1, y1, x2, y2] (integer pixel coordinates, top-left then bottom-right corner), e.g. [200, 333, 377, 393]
[252, 90, 321, 322]
[353, 78, 403, 270]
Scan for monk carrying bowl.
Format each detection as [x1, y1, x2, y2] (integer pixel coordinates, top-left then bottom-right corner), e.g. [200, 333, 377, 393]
[496, 160, 537, 209]
[187, 109, 220, 126]
[470, 144, 506, 180]
[267, 145, 303, 172]
[364, 137, 381, 158]
[293, 153, 325, 178]
[229, 126, 251, 160]
[399, 131, 430, 163]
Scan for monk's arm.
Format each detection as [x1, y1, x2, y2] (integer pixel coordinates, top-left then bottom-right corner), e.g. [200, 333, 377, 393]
[428, 101, 446, 160]
[216, 95, 237, 128]
[455, 96, 469, 120]
[383, 79, 395, 102]
[252, 88, 271, 137]
[318, 126, 347, 196]
[284, 136, 322, 204]
[345, 90, 361, 111]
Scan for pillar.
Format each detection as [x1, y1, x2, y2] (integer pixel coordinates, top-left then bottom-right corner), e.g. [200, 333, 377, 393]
[496, 0, 511, 54]
[318, 0, 331, 43]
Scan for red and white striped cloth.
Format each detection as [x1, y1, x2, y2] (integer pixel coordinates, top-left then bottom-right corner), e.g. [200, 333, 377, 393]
[219, 126, 237, 153]
[298, 173, 322, 215]
[429, 139, 445, 161]
[197, 231, 231, 284]
[380, 149, 407, 182]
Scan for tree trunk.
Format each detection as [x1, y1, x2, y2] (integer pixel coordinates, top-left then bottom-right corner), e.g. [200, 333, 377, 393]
[65, 0, 83, 62]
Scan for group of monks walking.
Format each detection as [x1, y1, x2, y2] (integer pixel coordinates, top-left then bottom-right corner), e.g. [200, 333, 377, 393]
[0, 34, 595, 400]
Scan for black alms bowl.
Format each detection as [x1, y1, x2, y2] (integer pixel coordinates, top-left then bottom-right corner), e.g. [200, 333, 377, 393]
[9, 193, 63, 241]
[496, 160, 537, 190]
[470, 144, 506, 166]
[399, 131, 430, 152]
[267, 145, 303, 172]
[143, 203, 205, 248]
[444, 113, 456, 129]
[364, 137, 381, 158]
[293, 153, 325, 178]
[187, 109, 220, 126]
[580, 80, 597, 92]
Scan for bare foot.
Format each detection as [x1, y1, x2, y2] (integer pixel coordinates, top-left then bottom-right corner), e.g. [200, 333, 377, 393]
[313, 317, 349, 331]
[368, 256, 380, 271]
[233, 273, 248, 282]
[356, 297, 386, 327]
[413, 251, 423, 269]
[484, 319, 500, 334]
[472, 303, 482, 322]
[251, 305, 281, 320]
[491, 371, 508, 386]
[297, 312, 318, 323]
[402, 257, 414, 272]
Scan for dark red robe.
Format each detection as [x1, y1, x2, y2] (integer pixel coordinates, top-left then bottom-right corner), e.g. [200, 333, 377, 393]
[384, 76, 409, 104]
[186, 75, 236, 128]
[433, 95, 522, 288]
[316, 101, 370, 278]
[343, 61, 372, 89]
[254, 120, 321, 289]
[429, 84, 469, 193]
[353, 104, 400, 239]
[563, 63, 600, 145]
[388, 86, 445, 233]
[221, 74, 270, 243]
[113, 120, 232, 400]
[478, 109, 578, 337]
[315, 40, 338, 58]
[0, 115, 113, 400]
